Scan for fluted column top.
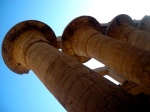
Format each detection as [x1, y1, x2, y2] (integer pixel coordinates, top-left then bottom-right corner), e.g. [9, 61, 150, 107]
[2, 20, 57, 74]
[139, 15, 150, 32]
[62, 16, 101, 63]
[105, 14, 135, 36]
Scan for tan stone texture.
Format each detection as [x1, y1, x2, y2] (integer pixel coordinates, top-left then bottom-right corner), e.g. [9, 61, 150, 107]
[2, 20, 150, 112]
[62, 16, 150, 92]
[106, 14, 150, 51]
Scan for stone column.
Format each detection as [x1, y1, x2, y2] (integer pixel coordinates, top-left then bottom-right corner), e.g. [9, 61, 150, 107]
[105, 14, 150, 51]
[61, 16, 150, 92]
[139, 15, 150, 32]
[2, 20, 150, 112]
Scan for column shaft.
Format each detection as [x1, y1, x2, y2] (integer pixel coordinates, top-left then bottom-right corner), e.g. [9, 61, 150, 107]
[106, 14, 150, 51]
[108, 24, 150, 50]
[12, 30, 148, 112]
[67, 25, 150, 91]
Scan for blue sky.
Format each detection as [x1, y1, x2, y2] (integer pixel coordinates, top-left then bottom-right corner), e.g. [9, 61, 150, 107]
[0, 0, 149, 112]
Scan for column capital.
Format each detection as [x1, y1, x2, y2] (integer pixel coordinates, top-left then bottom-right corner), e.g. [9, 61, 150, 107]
[2, 20, 57, 74]
[106, 14, 135, 36]
[139, 15, 150, 32]
[62, 16, 101, 63]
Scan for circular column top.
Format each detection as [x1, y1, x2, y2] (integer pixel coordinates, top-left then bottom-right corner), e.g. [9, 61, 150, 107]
[105, 14, 134, 36]
[139, 15, 150, 32]
[62, 16, 102, 63]
[2, 20, 57, 74]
